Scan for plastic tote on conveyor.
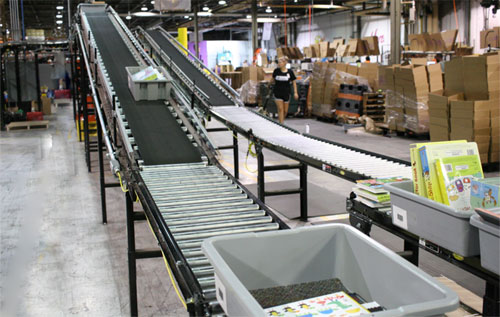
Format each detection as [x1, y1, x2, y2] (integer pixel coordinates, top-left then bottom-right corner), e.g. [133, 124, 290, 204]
[202, 224, 459, 316]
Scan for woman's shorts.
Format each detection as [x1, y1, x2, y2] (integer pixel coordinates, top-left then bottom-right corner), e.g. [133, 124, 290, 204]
[274, 90, 290, 102]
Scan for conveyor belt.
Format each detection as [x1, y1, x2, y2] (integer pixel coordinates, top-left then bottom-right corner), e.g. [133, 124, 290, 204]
[85, 11, 201, 165]
[140, 162, 280, 305]
[213, 106, 412, 179]
[146, 30, 234, 107]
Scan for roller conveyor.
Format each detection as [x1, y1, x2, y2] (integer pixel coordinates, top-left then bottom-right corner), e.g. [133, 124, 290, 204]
[140, 28, 412, 181]
[140, 162, 280, 305]
[78, 5, 287, 315]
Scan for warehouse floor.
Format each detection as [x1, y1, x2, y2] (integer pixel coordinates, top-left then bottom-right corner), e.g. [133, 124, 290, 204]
[0, 104, 496, 315]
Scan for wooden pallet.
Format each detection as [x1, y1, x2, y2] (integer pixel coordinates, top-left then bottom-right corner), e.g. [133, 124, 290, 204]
[6, 120, 49, 131]
[363, 92, 386, 123]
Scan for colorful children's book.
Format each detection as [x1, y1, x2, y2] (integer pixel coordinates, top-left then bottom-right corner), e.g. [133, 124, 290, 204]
[264, 291, 370, 317]
[355, 196, 391, 209]
[436, 155, 484, 211]
[356, 177, 409, 194]
[353, 187, 391, 203]
[471, 178, 500, 210]
[410, 140, 466, 198]
[419, 141, 478, 203]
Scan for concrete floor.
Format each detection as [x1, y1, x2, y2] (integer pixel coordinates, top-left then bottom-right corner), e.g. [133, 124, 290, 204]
[0, 104, 495, 316]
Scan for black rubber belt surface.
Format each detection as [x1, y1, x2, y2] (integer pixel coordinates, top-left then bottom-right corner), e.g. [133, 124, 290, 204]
[85, 12, 201, 165]
[147, 30, 234, 107]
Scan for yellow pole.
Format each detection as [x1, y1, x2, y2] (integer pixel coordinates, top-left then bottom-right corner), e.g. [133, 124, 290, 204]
[177, 27, 188, 55]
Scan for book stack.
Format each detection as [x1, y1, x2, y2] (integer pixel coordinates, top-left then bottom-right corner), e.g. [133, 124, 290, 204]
[410, 140, 484, 212]
[354, 177, 409, 213]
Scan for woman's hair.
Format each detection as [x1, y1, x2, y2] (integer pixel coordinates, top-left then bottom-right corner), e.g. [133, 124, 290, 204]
[278, 56, 289, 64]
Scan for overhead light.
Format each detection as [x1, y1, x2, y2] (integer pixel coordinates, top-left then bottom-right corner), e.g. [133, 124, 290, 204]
[203, 5, 209, 11]
[219, 0, 226, 5]
[151, 0, 155, 4]
[0, 24, 3, 27]
[294, 0, 297, 2]
[198, 12, 213, 17]
[126, 15, 132, 20]
[246, 15, 252, 18]
[132, 12, 157, 17]
[184, 15, 190, 18]
[56, 20, 63, 24]
[57, 26, 62, 29]
[274, 15, 277, 18]
[56, 14, 63, 19]
[56, 5, 64, 10]
[265, 6, 272, 13]
[141, 6, 148, 11]
[239, 17, 281, 23]
[6, 29, 10, 34]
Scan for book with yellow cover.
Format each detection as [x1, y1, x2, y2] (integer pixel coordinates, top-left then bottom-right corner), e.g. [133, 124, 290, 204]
[410, 140, 466, 198]
[436, 155, 483, 211]
[419, 142, 479, 203]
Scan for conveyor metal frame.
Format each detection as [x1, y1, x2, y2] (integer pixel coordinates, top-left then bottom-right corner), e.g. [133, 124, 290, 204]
[75, 4, 288, 316]
[139, 27, 411, 220]
[347, 196, 500, 316]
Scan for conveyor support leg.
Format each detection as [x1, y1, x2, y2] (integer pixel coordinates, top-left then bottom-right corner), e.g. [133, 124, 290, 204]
[126, 191, 138, 316]
[483, 282, 500, 316]
[97, 121, 107, 224]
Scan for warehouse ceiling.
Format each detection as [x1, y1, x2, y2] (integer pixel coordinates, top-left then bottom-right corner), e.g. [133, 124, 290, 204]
[1, 0, 387, 37]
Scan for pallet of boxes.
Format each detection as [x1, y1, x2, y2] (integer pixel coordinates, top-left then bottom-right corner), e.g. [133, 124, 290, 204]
[428, 52, 500, 165]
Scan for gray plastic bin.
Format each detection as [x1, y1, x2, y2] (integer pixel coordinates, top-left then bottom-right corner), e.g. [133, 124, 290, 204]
[385, 181, 479, 257]
[126, 66, 171, 101]
[202, 224, 459, 317]
[470, 211, 500, 275]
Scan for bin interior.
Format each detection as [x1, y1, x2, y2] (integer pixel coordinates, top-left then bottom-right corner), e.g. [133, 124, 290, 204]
[212, 225, 452, 310]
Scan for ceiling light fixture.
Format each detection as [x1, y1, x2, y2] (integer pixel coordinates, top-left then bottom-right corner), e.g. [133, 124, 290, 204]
[56, 5, 64, 10]
[56, 20, 63, 24]
[198, 11, 213, 17]
[56, 14, 63, 19]
[141, 6, 148, 11]
[219, 0, 226, 5]
[265, 6, 272, 13]
[151, 0, 155, 4]
[126, 14, 132, 20]
[184, 15, 189, 18]
[57, 26, 62, 29]
[203, 5, 209, 11]
[246, 15, 252, 18]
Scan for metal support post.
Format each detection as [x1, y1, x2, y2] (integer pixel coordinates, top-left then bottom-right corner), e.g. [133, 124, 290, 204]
[251, 0, 258, 54]
[14, 48, 22, 107]
[97, 121, 107, 224]
[126, 191, 138, 317]
[81, 60, 91, 172]
[390, 0, 401, 65]
[233, 130, 239, 179]
[483, 282, 500, 317]
[194, 1, 199, 58]
[299, 163, 308, 221]
[71, 51, 77, 122]
[257, 146, 265, 203]
[34, 52, 41, 108]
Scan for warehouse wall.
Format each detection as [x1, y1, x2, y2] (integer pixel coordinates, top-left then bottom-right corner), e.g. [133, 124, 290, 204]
[295, 11, 353, 48]
[469, 0, 500, 53]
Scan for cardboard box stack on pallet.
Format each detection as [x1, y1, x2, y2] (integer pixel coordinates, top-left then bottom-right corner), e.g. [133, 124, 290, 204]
[428, 52, 500, 164]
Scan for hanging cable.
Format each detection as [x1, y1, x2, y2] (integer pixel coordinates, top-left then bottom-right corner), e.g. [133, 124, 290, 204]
[452, 0, 461, 44]
[284, 0, 287, 47]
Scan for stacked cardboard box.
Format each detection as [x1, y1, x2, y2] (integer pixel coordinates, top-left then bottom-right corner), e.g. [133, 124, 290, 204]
[427, 63, 443, 92]
[396, 65, 430, 133]
[357, 63, 379, 91]
[428, 91, 463, 141]
[408, 30, 457, 52]
[486, 53, 500, 100]
[311, 62, 328, 105]
[383, 66, 404, 131]
[450, 99, 493, 164]
[240, 66, 264, 84]
[491, 107, 500, 163]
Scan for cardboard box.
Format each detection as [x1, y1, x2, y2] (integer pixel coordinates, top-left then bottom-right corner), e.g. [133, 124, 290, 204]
[429, 124, 449, 141]
[319, 42, 329, 58]
[330, 38, 344, 50]
[303, 46, 312, 58]
[347, 39, 367, 56]
[450, 99, 492, 119]
[347, 64, 358, 76]
[480, 27, 500, 49]
[429, 33, 446, 51]
[361, 36, 380, 55]
[441, 29, 458, 51]
[427, 63, 443, 92]
[41, 96, 52, 115]
[444, 57, 464, 94]
[358, 63, 379, 91]
[312, 43, 321, 57]
[463, 56, 489, 100]
[336, 44, 349, 57]
[409, 34, 427, 51]
[241, 66, 264, 83]
[411, 58, 428, 66]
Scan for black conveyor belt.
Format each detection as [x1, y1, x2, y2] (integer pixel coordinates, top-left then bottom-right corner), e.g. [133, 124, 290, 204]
[147, 30, 234, 107]
[85, 12, 201, 165]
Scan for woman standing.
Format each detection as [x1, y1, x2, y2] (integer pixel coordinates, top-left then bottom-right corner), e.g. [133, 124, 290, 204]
[271, 56, 298, 124]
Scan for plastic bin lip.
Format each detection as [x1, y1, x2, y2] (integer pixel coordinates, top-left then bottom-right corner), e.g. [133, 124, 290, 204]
[384, 180, 473, 218]
[470, 214, 500, 237]
[202, 224, 459, 316]
[125, 66, 171, 83]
